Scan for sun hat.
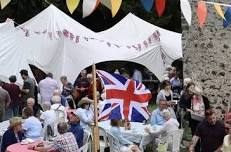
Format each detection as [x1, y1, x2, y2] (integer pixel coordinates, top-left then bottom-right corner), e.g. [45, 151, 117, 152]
[78, 97, 93, 107]
[9, 117, 23, 128]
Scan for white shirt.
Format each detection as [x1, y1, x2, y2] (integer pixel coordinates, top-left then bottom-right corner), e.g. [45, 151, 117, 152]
[76, 107, 94, 129]
[38, 77, 59, 102]
[23, 116, 42, 140]
[51, 104, 67, 122]
[40, 109, 57, 125]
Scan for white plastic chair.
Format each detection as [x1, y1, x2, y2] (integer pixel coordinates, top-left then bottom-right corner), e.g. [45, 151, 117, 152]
[106, 131, 120, 152]
[78, 143, 89, 152]
[99, 126, 108, 152]
[83, 130, 92, 152]
[157, 129, 184, 152]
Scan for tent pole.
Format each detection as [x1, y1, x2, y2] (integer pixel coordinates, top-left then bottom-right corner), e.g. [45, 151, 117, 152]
[92, 63, 99, 152]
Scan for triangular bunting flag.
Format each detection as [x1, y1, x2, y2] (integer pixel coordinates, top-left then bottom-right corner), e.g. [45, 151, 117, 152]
[140, 0, 154, 12]
[66, 0, 80, 14]
[82, 0, 100, 18]
[214, 3, 225, 20]
[101, 0, 122, 17]
[223, 8, 231, 28]
[155, 0, 166, 16]
[197, 1, 207, 28]
[180, 0, 192, 26]
[0, 0, 11, 9]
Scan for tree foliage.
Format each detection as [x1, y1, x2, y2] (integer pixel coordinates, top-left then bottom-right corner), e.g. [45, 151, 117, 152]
[0, 0, 181, 32]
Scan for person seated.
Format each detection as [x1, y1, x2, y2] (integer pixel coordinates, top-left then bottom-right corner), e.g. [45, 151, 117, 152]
[40, 103, 57, 140]
[110, 119, 133, 147]
[68, 111, 84, 148]
[146, 109, 179, 136]
[221, 112, 231, 152]
[29, 122, 79, 152]
[40, 103, 57, 126]
[75, 97, 94, 130]
[1, 117, 24, 152]
[22, 107, 42, 140]
[27, 98, 43, 118]
[151, 100, 176, 126]
[50, 95, 67, 122]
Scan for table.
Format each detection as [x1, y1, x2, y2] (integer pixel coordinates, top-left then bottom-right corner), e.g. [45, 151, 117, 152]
[6, 142, 38, 152]
[98, 120, 163, 147]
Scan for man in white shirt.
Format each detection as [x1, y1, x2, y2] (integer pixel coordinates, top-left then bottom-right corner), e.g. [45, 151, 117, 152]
[38, 73, 59, 104]
[22, 107, 42, 140]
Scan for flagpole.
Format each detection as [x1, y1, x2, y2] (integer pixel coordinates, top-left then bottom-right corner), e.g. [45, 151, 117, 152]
[92, 63, 99, 152]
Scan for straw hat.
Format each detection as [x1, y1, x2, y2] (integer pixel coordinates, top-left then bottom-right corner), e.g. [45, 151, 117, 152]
[78, 97, 93, 107]
[9, 117, 23, 128]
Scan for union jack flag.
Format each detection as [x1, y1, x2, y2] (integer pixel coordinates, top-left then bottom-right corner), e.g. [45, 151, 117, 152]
[97, 70, 151, 122]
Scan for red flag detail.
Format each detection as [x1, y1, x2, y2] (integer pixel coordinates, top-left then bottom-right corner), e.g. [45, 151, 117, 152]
[155, 0, 166, 17]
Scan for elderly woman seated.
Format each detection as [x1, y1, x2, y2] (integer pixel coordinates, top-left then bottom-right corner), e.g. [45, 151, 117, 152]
[146, 109, 179, 151]
[1, 117, 24, 152]
[22, 107, 43, 140]
[110, 119, 134, 149]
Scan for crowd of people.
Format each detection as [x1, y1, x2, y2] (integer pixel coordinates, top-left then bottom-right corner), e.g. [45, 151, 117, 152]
[0, 66, 230, 152]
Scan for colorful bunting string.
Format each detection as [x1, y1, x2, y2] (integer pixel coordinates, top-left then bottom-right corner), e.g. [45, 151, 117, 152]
[101, 0, 122, 17]
[214, 3, 225, 20]
[180, 0, 191, 26]
[155, 0, 166, 17]
[0, 0, 11, 9]
[82, 0, 100, 18]
[197, 1, 207, 28]
[140, 0, 154, 12]
[66, 0, 80, 14]
[223, 8, 231, 28]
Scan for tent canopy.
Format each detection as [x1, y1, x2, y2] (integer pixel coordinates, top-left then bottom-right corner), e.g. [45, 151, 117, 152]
[0, 5, 182, 84]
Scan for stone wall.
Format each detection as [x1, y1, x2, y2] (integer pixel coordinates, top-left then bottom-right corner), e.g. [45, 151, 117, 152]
[183, 0, 231, 118]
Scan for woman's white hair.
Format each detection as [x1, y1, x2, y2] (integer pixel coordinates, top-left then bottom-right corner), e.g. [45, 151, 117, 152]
[162, 109, 172, 119]
[51, 95, 61, 104]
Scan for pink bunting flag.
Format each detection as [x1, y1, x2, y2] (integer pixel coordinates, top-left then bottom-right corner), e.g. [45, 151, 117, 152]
[197, 1, 207, 28]
[155, 0, 166, 17]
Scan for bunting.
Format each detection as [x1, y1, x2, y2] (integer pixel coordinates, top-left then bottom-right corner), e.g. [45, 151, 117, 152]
[82, 0, 100, 18]
[155, 0, 166, 17]
[66, 0, 80, 14]
[140, 0, 154, 12]
[197, 1, 207, 28]
[180, 0, 191, 25]
[0, 0, 11, 9]
[101, 0, 122, 17]
[214, 3, 225, 20]
[223, 8, 231, 28]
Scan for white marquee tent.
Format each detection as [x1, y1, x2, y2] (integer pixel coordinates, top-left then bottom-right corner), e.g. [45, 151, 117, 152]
[0, 5, 182, 84]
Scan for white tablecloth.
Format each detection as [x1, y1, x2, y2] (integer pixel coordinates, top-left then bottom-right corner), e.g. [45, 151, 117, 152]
[0, 120, 9, 136]
[98, 120, 163, 147]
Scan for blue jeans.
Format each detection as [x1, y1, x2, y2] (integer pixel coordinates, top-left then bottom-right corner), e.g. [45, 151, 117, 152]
[5, 105, 19, 120]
